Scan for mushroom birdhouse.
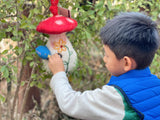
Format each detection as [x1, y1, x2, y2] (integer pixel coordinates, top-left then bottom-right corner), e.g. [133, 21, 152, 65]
[36, 0, 78, 73]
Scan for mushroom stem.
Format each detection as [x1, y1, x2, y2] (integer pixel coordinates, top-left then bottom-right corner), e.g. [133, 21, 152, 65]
[49, 33, 67, 42]
[49, 33, 67, 52]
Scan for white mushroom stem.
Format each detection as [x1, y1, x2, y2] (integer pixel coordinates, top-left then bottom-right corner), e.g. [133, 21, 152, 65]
[49, 32, 67, 48]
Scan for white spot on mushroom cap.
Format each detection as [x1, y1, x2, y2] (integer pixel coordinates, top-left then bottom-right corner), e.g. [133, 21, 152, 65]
[66, 18, 74, 23]
[55, 20, 63, 25]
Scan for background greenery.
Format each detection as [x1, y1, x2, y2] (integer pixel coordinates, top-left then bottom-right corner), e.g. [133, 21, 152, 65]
[0, 0, 160, 119]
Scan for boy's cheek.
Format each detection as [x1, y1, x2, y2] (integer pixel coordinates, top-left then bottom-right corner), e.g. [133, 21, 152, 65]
[103, 56, 107, 63]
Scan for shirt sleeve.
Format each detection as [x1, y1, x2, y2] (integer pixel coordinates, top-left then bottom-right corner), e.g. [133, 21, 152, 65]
[50, 72, 125, 120]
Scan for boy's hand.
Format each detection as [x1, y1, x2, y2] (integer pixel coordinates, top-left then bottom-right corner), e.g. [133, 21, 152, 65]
[48, 54, 65, 75]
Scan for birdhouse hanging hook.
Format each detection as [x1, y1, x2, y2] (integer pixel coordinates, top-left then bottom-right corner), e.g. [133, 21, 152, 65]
[49, 0, 59, 16]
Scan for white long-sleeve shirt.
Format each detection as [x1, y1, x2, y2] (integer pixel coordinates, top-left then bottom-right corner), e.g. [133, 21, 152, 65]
[50, 72, 127, 120]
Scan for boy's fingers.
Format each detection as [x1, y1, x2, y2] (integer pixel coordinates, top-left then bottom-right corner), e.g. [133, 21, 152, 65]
[52, 53, 62, 58]
[53, 54, 60, 59]
[48, 53, 62, 61]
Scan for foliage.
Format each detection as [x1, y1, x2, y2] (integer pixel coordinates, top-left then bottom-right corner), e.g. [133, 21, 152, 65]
[0, 0, 160, 119]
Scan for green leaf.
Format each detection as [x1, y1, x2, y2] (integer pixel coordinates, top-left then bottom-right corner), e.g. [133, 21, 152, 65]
[28, 24, 36, 29]
[0, 66, 9, 78]
[1, 50, 8, 55]
[85, 31, 91, 39]
[26, 56, 33, 61]
[30, 81, 36, 87]
[30, 62, 35, 67]
[31, 74, 37, 80]
[0, 94, 6, 103]
[25, 43, 30, 50]
[7, 78, 11, 83]
[97, 9, 105, 16]
[18, 47, 23, 55]
[11, 36, 19, 41]
[9, 44, 13, 49]
[107, 1, 112, 10]
[37, 82, 43, 89]
[13, 29, 17, 36]
[0, 31, 6, 40]
[1, 19, 7, 23]
[6, 27, 12, 32]
[2, 57, 7, 62]
[21, 81, 26, 86]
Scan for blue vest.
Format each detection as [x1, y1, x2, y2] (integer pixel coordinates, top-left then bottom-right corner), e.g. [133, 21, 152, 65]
[107, 67, 160, 120]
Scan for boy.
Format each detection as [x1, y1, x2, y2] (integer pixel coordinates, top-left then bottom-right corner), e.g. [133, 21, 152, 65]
[48, 12, 160, 120]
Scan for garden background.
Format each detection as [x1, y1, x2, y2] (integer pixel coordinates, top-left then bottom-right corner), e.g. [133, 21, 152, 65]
[0, 0, 160, 120]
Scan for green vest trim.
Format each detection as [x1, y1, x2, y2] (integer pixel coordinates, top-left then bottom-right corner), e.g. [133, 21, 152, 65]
[115, 88, 141, 120]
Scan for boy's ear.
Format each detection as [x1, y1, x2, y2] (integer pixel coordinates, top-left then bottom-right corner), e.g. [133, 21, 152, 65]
[123, 56, 137, 72]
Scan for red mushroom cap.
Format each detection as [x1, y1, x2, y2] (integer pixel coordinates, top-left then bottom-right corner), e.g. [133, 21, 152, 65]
[36, 15, 78, 34]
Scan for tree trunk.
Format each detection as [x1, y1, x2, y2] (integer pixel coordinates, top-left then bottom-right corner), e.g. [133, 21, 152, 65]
[17, 62, 41, 113]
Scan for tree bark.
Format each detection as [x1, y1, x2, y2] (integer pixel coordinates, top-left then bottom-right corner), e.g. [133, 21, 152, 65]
[17, 62, 41, 113]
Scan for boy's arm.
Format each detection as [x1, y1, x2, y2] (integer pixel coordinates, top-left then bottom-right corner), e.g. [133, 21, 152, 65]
[50, 71, 125, 120]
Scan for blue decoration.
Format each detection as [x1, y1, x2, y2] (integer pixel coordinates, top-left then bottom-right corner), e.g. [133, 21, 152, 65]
[36, 46, 51, 60]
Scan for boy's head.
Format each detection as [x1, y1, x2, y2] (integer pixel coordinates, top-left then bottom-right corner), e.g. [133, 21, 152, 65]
[100, 12, 160, 70]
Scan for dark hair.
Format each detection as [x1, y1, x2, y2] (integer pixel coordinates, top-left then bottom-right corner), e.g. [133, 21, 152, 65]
[100, 12, 160, 69]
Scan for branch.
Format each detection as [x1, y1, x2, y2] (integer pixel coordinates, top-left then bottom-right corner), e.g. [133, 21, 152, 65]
[10, 51, 26, 120]
[6, 70, 12, 119]
[0, 59, 17, 66]
[0, 102, 2, 120]
[0, 22, 27, 38]
[92, 0, 96, 5]
[10, 0, 21, 118]
[19, 63, 37, 120]
[0, 22, 16, 29]
[0, 50, 26, 66]
[0, 15, 17, 20]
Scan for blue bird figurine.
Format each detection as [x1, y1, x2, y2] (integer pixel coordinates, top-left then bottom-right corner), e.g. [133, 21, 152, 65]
[36, 46, 51, 60]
